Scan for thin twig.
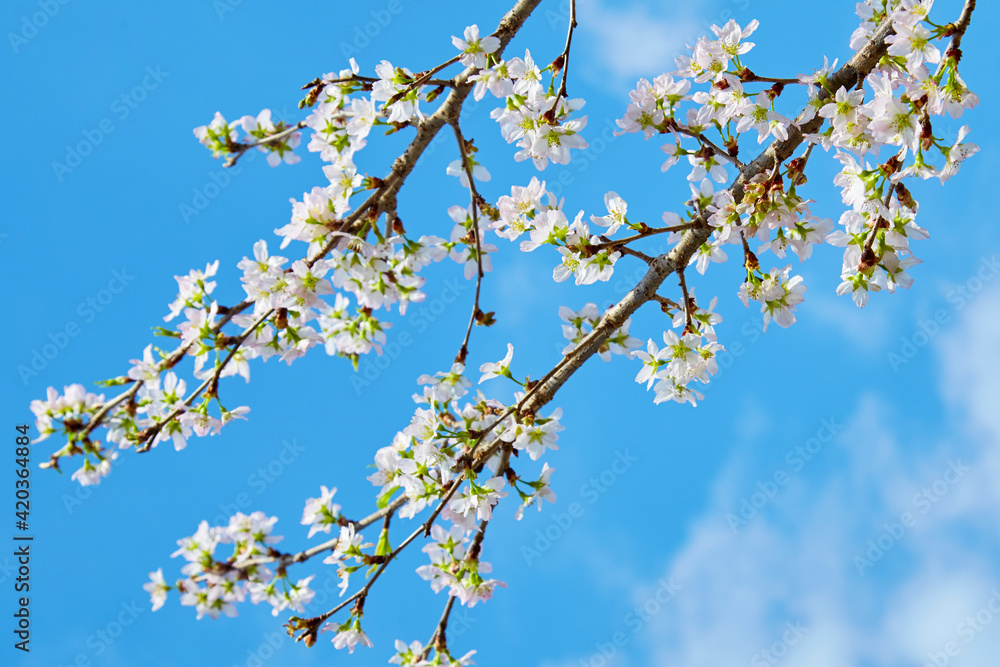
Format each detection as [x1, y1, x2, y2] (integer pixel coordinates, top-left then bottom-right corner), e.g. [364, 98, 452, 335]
[293, 478, 469, 638]
[740, 73, 801, 85]
[617, 246, 654, 264]
[419, 449, 509, 659]
[451, 121, 486, 365]
[318, 74, 456, 88]
[224, 121, 307, 167]
[426, 597, 457, 654]
[934, 0, 977, 77]
[387, 55, 463, 107]
[545, 0, 577, 119]
[677, 269, 693, 331]
[592, 222, 702, 251]
[651, 293, 681, 312]
[673, 123, 745, 170]
[136, 307, 272, 452]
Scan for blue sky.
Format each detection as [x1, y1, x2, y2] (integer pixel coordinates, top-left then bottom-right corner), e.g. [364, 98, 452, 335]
[3, 0, 999, 665]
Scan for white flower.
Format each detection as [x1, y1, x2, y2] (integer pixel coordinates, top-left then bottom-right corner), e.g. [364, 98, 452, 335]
[818, 86, 866, 131]
[452, 24, 500, 69]
[868, 96, 919, 150]
[887, 22, 940, 71]
[446, 157, 491, 188]
[590, 192, 628, 236]
[512, 410, 563, 461]
[479, 343, 514, 383]
[450, 477, 508, 521]
[515, 463, 557, 520]
[70, 456, 114, 486]
[143, 569, 170, 612]
[735, 92, 791, 144]
[300, 486, 341, 539]
[193, 112, 237, 158]
[712, 19, 759, 58]
[739, 266, 807, 330]
[372, 60, 424, 123]
[127, 344, 160, 382]
[329, 620, 374, 654]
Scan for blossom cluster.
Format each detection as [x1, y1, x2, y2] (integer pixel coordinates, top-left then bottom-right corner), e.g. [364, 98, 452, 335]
[195, 109, 302, 167]
[31, 3, 983, 663]
[153, 352, 563, 654]
[632, 290, 727, 406]
[368, 354, 562, 529]
[558, 303, 642, 360]
[486, 177, 623, 285]
[143, 512, 315, 620]
[416, 524, 507, 607]
[471, 48, 590, 170]
[616, 5, 978, 312]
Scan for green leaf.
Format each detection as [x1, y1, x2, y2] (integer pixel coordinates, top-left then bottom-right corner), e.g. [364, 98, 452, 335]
[376, 485, 402, 510]
[375, 528, 392, 557]
[95, 375, 133, 387]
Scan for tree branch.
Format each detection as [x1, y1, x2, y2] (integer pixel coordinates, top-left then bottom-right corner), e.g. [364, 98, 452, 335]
[471, 15, 900, 465]
[224, 121, 307, 168]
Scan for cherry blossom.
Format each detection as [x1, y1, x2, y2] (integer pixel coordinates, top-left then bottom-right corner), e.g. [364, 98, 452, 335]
[143, 569, 169, 612]
[193, 112, 237, 158]
[452, 24, 500, 69]
[478, 343, 514, 383]
[328, 617, 374, 653]
[301, 486, 341, 539]
[30, 3, 984, 663]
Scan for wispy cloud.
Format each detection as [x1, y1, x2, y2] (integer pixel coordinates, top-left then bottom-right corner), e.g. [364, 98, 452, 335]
[939, 286, 1000, 441]
[807, 292, 890, 353]
[561, 288, 1000, 665]
[575, 0, 706, 89]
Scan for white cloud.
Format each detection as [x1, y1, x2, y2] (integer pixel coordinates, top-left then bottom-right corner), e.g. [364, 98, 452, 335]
[939, 285, 1000, 441]
[733, 393, 772, 442]
[560, 287, 1000, 666]
[576, 0, 705, 87]
[806, 292, 890, 352]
